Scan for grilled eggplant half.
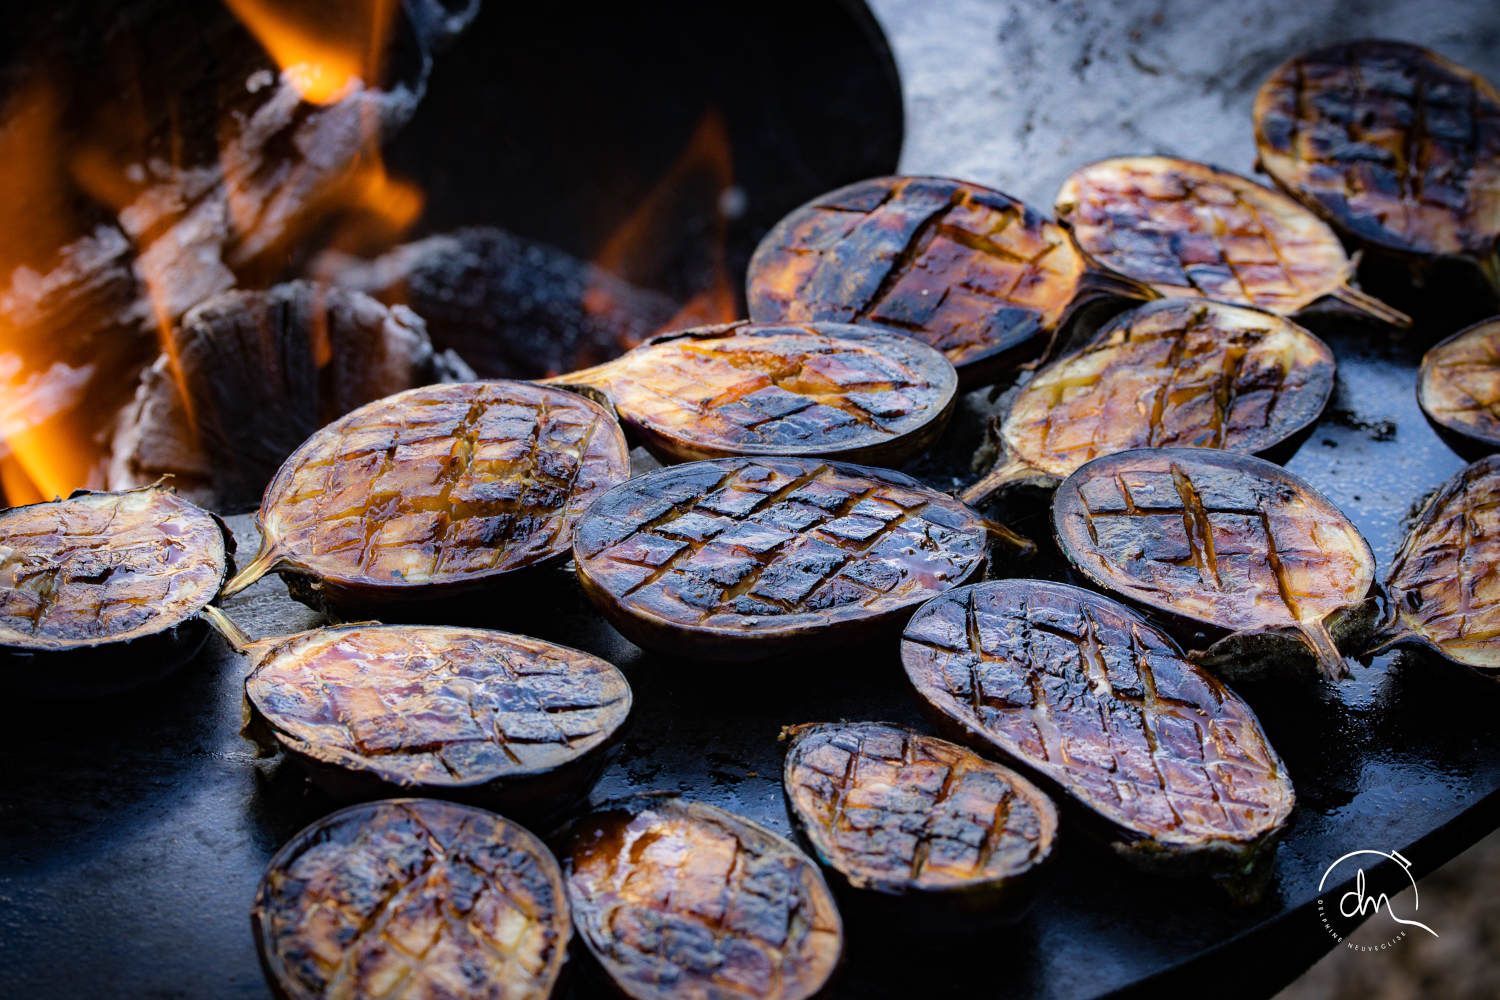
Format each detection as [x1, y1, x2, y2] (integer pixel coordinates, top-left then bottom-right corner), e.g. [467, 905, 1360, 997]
[1254, 40, 1500, 292]
[0, 485, 231, 696]
[1053, 448, 1376, 682]
[1372, 456, 1500, 676]
[902, 580, 1294, 885]
[224, 380, 630, 613]
[746, 176, 1156, 384]
[1418, 316, 1500, 450]
[252, 798, 569, 1000]
[572, 456, 1019, 660]
[1055, 156, 1409, 325]
[781, 721, 1057, 905]
[238, 623, 631, 813]
[548, 321, 958, 467]
[964, 299, 1335, 505]
[561, 796, 843, 1000]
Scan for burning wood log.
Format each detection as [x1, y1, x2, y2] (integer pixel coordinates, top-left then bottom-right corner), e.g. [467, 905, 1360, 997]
[321, 226, 680, 378]
[108, 282, 471, 512]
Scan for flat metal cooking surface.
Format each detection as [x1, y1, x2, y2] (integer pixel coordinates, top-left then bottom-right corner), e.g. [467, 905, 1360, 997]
[5, 2, 1500, 998]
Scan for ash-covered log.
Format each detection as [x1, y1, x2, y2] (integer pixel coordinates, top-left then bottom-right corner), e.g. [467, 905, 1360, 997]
[109, 281, 471, 512]
[321, 227, 679, 379]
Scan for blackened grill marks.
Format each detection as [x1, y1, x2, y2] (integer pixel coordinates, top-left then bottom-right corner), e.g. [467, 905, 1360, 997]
[904, 583, 1292, 845]
[852, 185, 966, 323]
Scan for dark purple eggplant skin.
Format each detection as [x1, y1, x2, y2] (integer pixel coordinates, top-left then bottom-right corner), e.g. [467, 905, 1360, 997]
[0, 488, 235, 698]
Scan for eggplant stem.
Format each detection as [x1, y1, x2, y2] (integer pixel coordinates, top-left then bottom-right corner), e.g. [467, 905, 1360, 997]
[1329, 283, 1413, 328]
[1074, 263, 1160, 307]
[201, 604, 252, 653]
[1300, 619, 1350, 681]
[981, 518, 1036, 558]
[222, 544, 281, 598]
[961, 457, 1036, 507]
[1362, 625, 1414, 659]
[1479, 250, 1500, 301]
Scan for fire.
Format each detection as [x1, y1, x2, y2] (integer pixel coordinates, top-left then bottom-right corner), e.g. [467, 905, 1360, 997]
[222, 0, 398, 107]
[0, 0, 425, 506]
[587, 109, 742, 340]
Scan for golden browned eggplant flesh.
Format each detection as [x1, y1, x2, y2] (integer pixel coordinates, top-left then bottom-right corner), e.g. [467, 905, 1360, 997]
[902, 580, 1294, 873]
[0, 486, 227, 651]
[746, 176, 1153, 381]
[244, 624, 631, 799]
[571, 457, 995, 658]
[562, 796, 842, 1000]
[228, 380, 630, 607]
[1052, 448, 1375, 681]
[252, 798, 570, 1000]
[782, 721, 1057, 899]
[1419, 317, 1500, 448]
[1254, 40, 1500, 263]
[559, 321, 958, 466]
[966, 299, 1334, 503]
[1379, 456, 1500, 673]
[1055, 156, 1406, 323]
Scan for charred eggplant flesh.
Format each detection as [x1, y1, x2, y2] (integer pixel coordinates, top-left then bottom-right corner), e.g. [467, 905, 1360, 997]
[1052, 448, 1376, 681]
[1055, 156, 1408, 324]
[782, 721, 1057, 901]
[902, 580, 1294, 880]
[242, 623, 631, 809]
[1418, 317, 1500, 449]
[965, 299, 1335, 504]
[1254, 40, 1500, 289]
[562, 796, 842, 1000]
[252, 798, 570, 1000]
[0, 486, 231, 695]
[746, 176, 1155, 383]
[572, 457, 1012, 659]
[1375, 457, 1500, 674]
[225, 380, 630, 612]
[551, 321, 958, 467]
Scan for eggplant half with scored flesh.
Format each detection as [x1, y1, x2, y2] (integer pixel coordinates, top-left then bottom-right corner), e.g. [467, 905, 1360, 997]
[252, 798, 570, 1000]
[223, 380, 630, 614]
[746, 176, 1157, 385]
[233, 621, 631, 813]
[902, 580, 1294, 886]
[1055, 156, 1410, 325]
[1371, 456, 1500, 676]
[1418, 316, 1500, 451]
[1254, 40, 1500, 293]
[561, 796, 843, 1000]
[572, 456, 1025, 660]
[545, 321, 958, 467]
[1052, 448, 1377, 682]
[0, 485, 232, 696]
[964, 299, 1335, 505]
[781, 721, 1058, 906]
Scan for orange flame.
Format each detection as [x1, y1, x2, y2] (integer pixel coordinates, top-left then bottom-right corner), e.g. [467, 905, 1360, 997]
[222, 0, 398, 106]
[587, 109, 741, 340]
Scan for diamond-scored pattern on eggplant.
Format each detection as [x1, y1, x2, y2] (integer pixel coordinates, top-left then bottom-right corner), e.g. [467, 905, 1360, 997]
[255, 800, 567, 1000]
[575, 458, 988, 631]
[1058, 158, 1350, 313]
[0, 489, 224, 646]
[1388, 458, 1500, 670]
[748, 177, 1087, 367]
[904, 584, 1293, 847]
[247, 626, 630, 786]
[1420, 319, 1500, 446]
[261, 382, 628, 587]
[785, 723, 1054, 891]
[590, 325, 951, 454]
[1003, 301, 1331, 478]
[1255, 40, 1500, 257]
[1059, 452, 1369, 633]
[566, 800, 841, 1000]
